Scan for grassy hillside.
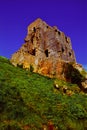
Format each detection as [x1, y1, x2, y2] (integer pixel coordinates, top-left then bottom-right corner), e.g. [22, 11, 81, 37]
[0, 56, 87, 130]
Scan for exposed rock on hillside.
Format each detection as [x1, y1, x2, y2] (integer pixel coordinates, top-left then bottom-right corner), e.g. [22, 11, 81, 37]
[10, 18, 76, 80]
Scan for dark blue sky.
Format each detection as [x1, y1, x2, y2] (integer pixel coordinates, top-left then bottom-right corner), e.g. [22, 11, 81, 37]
[0, 0, 87, 66]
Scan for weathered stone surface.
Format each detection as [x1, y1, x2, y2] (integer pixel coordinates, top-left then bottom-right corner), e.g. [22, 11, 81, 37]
[10, 18, 76, 80]
[81, 80, 87, 92]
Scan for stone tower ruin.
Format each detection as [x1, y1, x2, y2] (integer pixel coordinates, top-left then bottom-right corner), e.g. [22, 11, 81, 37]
[10, 18, 76, 79]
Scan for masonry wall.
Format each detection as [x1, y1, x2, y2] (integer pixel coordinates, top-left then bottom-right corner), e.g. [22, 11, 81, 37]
[10, 18, 76, 80]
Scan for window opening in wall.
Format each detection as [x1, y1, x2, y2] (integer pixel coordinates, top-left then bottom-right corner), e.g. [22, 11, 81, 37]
[62, 47, 64, 53]
[65, 36, 68, 43]
[32, 49, 36, 56]
[33, 27, 36, 32]
[58, 31, 61, 35]
[55, 29, 57, 32]
[69, 52, 71, 56]
[45, 49, 48, 57]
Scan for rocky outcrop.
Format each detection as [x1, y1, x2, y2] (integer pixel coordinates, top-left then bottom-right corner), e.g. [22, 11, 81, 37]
[81, 80, 87, 92]
[72, 63, 87, 92]
[10, 18, 76, 80]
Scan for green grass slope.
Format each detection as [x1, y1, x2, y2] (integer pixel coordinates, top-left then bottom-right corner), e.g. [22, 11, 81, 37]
[0, 56, 87, 130]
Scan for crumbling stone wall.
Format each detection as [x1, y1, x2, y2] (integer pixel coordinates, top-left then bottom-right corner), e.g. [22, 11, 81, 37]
[10, 18, 76, 80]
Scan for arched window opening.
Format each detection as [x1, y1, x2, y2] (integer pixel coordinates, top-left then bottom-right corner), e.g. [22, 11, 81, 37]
[69, 52, 71, 57]
[33, 27, 36, 32]
[45, 49, 48, 57]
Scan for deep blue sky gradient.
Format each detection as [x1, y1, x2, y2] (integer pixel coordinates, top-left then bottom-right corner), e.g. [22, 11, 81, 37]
[0, 0, 87, 66]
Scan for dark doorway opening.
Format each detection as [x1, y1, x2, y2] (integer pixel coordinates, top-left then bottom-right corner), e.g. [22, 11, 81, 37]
[45, 49, 48, 57]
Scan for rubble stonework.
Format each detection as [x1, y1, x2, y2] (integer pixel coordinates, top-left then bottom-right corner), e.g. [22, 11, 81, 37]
[10, 18, 76, 80]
